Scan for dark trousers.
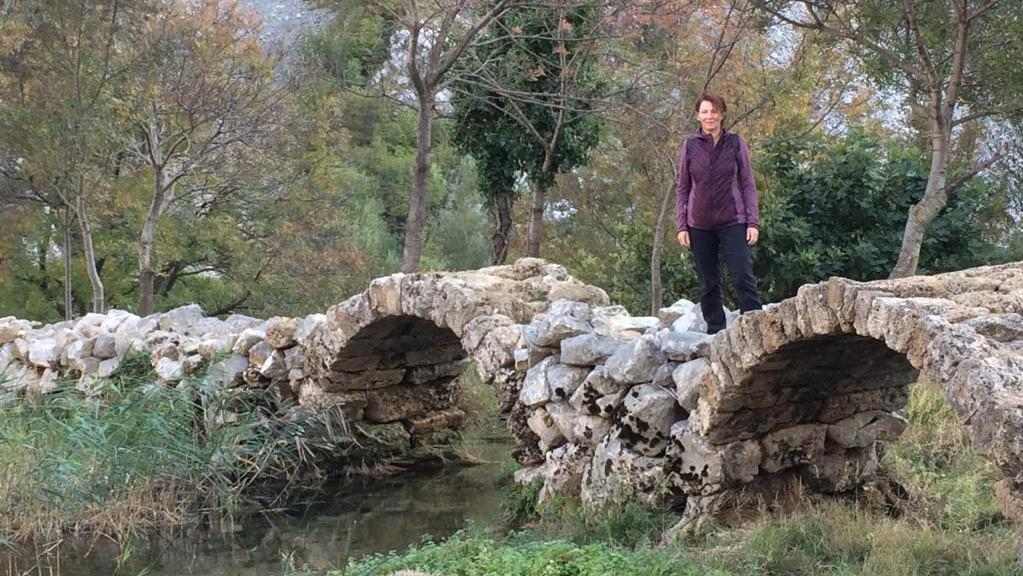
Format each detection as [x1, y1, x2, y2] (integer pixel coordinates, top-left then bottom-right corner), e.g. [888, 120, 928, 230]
[690, 224, 762, 334]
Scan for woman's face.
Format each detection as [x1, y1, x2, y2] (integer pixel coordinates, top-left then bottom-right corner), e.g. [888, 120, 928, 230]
[697, 100, 723, 133]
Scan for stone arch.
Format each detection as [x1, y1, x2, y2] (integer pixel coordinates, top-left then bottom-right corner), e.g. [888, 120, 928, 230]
[677, 263, 1023, 520]
[294, 259, 609, 439]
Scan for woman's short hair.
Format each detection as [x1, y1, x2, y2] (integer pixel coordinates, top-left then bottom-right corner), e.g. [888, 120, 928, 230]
[694, 93, 727, 114]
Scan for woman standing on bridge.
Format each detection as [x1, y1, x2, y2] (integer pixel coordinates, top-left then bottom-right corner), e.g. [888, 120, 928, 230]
[675, 93, 762, 334]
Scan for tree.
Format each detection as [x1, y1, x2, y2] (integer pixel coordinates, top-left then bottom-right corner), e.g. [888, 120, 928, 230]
[753, 0, 1023, 278]
[368, 0, 518, 272]
[0, 0, 149, 313]
[127, 0, 283, 315]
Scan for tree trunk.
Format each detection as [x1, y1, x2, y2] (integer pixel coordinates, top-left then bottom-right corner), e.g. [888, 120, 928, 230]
[401, 94, 435, 273]
[526, 179, 547, 258]
[138, 151, 175, 315]
[491, 191, 514, 264]
[650, 179, 675, 314]
[64, 207, 73, 321]
[76, 185, 105, 313]
[890, 117, 950, 278]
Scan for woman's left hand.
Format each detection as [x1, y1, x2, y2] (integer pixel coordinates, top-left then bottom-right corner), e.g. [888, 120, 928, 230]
[747, 227, 759, 246]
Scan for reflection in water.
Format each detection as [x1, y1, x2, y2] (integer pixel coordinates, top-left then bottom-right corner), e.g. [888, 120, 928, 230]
[2, 440, 512, 576]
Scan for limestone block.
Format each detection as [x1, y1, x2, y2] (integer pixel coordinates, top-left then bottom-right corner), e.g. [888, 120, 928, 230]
[92, 334, 117, 360]
[0, 317, 34, 345]
[64, 338, 94, 364]
[0, 343, 14, 374]
[760, 424, 826, 473]
[284, 346, 305, 371]
[155, 357, 184, 381]
[100, 310, 136, 334]
[462, 314, 515, 352]
[619, 384, 679, 456]
[295, 314, 326, 346]
[605, 334, 665, 384]
[528, 302, 593, 347]
[547, 361, 589, 401]
[585, 365, 626, 396]
[407, 359, 466, 385]
[159, 303, 205, 333]
[247, 340, 273, 369]
[573, 415, 612, 446]
[545, 400, 580, 442]
[652, 362, 677, 389]
[538, 443, 591, 504]
[27, 338, 59, 368]
[233, 328, 267, 355]
[591, 306, 659, 337]
[827, 411, 908, 448]
[963, 313, 1023, 343]
[671, 306, 708, 334]
[209, 354, 248, 388]
[659, 329, 711, 362]
[519, 355, 556, 407]
[527, 406, 566, 451]
[582, 434, 668, 508]
[260, 350, 288, 380]
[325, 368, 406, 391]
[559, 333, 625, 366]
[673, 358, 710, 412]
[801, 446, 879, 493]
[265, 316, 299, 349]
[97, 357, 120, 378]
[363, 381, 456, 423]
[666, 421, 724, 495]
[658, 299, 697, 327]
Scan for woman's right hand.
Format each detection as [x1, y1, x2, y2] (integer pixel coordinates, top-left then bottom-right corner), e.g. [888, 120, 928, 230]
[676, 231, 690, 248]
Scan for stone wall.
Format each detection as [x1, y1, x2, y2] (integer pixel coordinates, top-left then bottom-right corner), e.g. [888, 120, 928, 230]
[3, 258, 1023, 529]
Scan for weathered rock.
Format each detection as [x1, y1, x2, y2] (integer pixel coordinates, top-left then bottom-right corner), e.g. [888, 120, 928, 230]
[519, 355, 556, 407]
[547, 362, 589, 401]
[619, 384, 679, 456]
[27, 338, 59, 368]
[582, 434, 668, 507]
[0, 317, 34, 345]
[159, 304, 205, 333]
[247, 340, 273, 369]
[362, 382, 456, 423]
[527, 406, 566, 451]
[559, 333, 625, 366]
[92, 334, 117, 360]
[155, 357, 185, 381]
[605, 334, 665, 384]
[233, 328, 266, 355]
[800, 446, 879, 493]
[538, 443, 591, 504]
[760, 425, 826, 473]
[659, 330, 711, 362]
[209, 354, 249, 388]
[658, 299, 697, 326]
[528, 302, 592, 347]
[266, 316, 299, 349]
[673, 358, 710, 412]
[260, 350, 288, 380]
[591, 306, 659, 337]
[826, 411, 907, 448]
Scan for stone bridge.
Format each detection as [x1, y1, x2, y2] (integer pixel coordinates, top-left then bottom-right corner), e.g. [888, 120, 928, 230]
[2, 258, 1022, 526]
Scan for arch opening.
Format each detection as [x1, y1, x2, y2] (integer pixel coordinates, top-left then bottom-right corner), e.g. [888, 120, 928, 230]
[323, 315, 470, 430]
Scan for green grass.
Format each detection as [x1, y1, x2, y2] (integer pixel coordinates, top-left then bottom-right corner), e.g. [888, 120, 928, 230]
[0, 353, 413, 545]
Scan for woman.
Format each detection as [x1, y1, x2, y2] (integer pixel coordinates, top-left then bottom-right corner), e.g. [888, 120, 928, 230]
[675, 93, 762, 334]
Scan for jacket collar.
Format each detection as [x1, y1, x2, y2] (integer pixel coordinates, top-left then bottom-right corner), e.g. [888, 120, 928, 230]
[695, 125, 729, 142]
